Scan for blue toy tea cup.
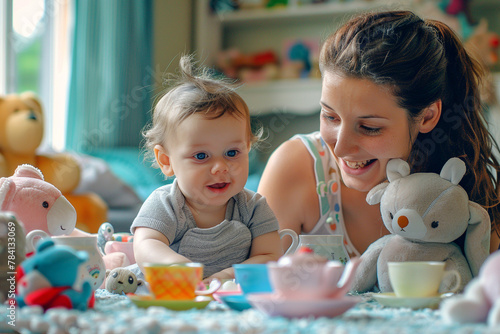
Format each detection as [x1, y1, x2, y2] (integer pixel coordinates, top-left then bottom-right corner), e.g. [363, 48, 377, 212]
[233, 264, 273, 294]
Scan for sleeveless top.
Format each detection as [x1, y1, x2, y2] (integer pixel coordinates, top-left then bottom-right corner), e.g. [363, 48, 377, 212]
[293, 132, 361, 257]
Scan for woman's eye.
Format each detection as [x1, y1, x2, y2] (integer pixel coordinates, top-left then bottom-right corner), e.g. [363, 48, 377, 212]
[194, 152, 208, 160]
[226, 150, 239, 158]
[360, 125, 382, 135]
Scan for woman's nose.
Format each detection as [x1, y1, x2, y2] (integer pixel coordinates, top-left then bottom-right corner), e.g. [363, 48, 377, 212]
[333, 126, 357, 157]
[211, 158, 229, 174]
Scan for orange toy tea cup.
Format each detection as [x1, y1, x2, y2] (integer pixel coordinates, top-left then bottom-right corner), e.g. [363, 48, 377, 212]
[144, 263, 220, 300]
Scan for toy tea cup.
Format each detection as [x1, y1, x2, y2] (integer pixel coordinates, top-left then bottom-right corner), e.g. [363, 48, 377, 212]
[279, 229, 350, 263]
[388, 261, 461, 298]
[51, 236, 106, 291]
[233, 264, 273, 294]
[144, 263, 221, 300]
[268, 247, 361, 300]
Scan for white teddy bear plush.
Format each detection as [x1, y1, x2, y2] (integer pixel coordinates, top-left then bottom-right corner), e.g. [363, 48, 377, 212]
[351, 158, 491, 294]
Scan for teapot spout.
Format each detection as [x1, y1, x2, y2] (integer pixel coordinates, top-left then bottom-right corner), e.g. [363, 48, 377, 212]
[328, 257, 362, 299]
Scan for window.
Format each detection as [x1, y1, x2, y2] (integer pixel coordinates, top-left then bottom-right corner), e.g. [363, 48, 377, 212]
[1, 0, 71, 150]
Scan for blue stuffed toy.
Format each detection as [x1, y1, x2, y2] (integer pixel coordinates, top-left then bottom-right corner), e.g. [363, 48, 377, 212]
[15, 238, 94, 311]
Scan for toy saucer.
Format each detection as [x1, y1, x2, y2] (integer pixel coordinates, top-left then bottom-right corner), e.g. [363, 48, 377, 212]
[372, 292, 454, 309]
[246, 293, 360, 318]
[218, 294, 252, 312]
[128, 294, 211, 311]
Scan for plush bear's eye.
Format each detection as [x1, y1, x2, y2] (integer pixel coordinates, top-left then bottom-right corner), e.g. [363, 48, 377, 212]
[389, 212, 394, 220]
[42, 201, 49, 209]
[128, 276, 134, 284]
[112, 272, 118, 278]
[431, 221, 439, 228]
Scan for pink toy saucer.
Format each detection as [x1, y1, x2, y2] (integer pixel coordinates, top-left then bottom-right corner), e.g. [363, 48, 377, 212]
[246, 293, 360, 318]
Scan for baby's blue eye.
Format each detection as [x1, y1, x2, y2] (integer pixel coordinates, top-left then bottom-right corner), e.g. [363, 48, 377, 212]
[194, 153, 207, 160]
[226, 150, 238, 157]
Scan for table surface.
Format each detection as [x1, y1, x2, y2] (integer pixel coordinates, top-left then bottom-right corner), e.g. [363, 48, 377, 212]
[2, 290, 499, 334]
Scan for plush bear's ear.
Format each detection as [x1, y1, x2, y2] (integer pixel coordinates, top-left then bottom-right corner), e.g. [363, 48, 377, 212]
[366, 182, 390, 205]
[14, 164, 44, 180]
[464, 201, 491, 276]
[386, 159, 410, 182]
[440, 158, 466, 185]
[20, 91, 42, 112]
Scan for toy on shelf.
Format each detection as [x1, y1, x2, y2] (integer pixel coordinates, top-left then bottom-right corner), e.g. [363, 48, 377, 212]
[105, 268, 144, 295]
[351, 158, 491, 294]
[441, 250, 500, 327]
[0, 92, 107, 232]
[15, 238, 94, 311]
[217, 49, 280, 82]
[0, 164, 77, 253]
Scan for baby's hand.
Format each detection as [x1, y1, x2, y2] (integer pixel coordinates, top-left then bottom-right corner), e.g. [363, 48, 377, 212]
[203, 270, 233, 284]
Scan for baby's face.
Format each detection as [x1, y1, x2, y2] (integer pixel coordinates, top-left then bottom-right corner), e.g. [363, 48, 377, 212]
[164, 112, 250, 211]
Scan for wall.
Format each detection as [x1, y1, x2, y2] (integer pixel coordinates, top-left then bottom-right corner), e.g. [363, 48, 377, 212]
[153, 0, 193, 98]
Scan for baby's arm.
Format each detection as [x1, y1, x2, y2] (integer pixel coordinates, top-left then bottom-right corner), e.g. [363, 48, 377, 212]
[205, 230, 282, 281]
[133, 226, 191, 273]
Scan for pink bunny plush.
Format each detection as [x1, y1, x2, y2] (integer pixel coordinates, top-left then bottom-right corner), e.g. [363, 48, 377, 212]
[441, 250, 500, 327]
[0, 164, 77, 251]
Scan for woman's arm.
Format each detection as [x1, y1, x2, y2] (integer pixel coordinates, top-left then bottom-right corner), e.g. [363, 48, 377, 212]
[258, 139, 318, 251]
[133, 226, 191, 273]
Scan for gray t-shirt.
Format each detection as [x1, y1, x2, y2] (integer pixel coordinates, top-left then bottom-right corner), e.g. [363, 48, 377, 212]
[130, 179, 279, 278]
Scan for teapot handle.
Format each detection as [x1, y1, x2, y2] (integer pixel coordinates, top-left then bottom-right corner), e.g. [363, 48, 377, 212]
[329, 257, 362, 299]
[279, 229, 299, 255]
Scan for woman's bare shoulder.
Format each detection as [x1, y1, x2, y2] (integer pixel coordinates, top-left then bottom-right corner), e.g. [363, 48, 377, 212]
[259, 138, 314, 188]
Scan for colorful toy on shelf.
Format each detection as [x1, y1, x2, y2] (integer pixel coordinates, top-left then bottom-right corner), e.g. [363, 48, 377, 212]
[441, 250, 500, 327]
[351, 158, 491, 294]
[217, 49, 279, 82]
[15, 238, 94, 311]
[0, 92, 107, 233]
[105, 268, 144, 295]
[0, 164, 76, 253]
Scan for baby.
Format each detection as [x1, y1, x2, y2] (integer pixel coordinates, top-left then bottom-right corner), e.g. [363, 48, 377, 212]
[131, 55, 282, 283]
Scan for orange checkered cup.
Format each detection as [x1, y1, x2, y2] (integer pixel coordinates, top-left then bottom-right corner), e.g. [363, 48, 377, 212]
[144, 263, 220, 300]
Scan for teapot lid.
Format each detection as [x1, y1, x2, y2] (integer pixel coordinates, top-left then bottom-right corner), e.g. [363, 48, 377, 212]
[277, 246, 328, 267]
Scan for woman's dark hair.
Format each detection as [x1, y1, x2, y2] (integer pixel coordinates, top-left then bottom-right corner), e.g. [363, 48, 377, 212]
[320, 10, 500, 239]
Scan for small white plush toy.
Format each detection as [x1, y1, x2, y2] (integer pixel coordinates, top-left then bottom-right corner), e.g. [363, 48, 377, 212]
[441, 250, 500, 327]
[350, 158, 491, 294]
[105, 268, 144, 295]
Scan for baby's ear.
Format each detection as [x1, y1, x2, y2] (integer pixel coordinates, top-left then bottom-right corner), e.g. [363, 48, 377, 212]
[154, 145, 174, 177]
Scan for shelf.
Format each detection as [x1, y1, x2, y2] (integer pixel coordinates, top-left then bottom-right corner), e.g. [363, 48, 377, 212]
[216, 0, 414, 26]
[239, 79, 322, 115]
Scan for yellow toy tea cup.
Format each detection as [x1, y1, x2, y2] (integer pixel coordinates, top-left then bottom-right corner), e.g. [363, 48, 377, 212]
[144, 263, 220, 300]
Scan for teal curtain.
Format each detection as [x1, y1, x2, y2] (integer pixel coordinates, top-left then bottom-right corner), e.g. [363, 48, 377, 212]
[66, 0, 153, 153]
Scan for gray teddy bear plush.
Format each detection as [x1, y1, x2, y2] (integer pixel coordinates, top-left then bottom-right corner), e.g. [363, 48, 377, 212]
[351, 158, 491, 294]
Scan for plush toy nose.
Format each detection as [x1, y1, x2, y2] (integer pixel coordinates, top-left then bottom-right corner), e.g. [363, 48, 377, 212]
[398, 216, 409, 229]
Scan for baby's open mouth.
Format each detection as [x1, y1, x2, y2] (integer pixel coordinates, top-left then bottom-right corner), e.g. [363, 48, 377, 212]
[345, 159, 375, 169]
[208, 182, 229, 189]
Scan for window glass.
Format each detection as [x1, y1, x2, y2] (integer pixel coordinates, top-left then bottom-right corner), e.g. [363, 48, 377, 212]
[13, 0, 45, 93]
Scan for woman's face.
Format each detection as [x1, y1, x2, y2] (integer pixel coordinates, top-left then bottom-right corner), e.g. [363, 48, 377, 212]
[320, 72, 419, 192]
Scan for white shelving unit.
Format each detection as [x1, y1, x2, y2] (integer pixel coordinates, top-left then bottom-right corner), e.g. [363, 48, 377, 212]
[193, 0, 497, 115]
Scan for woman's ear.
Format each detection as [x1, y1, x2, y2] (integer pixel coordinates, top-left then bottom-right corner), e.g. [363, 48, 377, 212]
[154, 145, 175, 177]
[418, 100, 442, 134]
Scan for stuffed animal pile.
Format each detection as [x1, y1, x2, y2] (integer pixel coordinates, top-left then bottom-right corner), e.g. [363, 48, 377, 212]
[0, 92, 107, 232]
[351, 158, 491, 294]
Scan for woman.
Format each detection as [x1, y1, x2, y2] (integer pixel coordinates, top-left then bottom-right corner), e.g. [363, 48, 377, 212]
[258, 11, 500, 258]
